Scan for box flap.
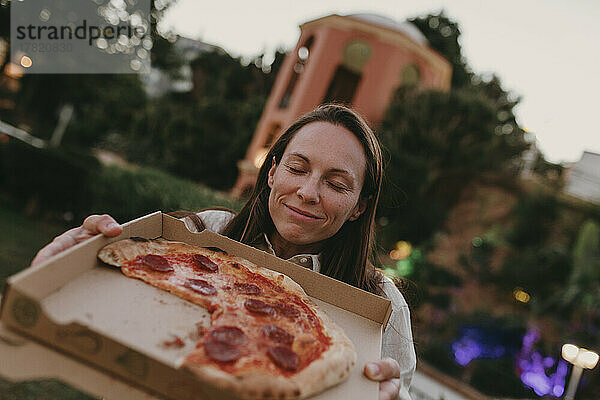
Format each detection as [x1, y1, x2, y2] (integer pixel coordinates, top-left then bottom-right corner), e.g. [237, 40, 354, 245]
[7, 212, 163, 300]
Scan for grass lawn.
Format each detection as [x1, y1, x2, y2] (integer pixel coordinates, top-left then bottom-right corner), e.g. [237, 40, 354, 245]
[0, 202, 96, 399]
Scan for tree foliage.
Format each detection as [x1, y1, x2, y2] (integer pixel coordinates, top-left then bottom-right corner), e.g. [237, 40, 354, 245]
[378, 87, 528, 245]
[409, 12, 471, 88]
[149, 0, 184, 73]
[191, 50, 284, 102]
[126, 49, 284, 190]
[2, 0, 184, 146]
[560, 219, 600, 315]
[377, 13, 529, 247]
[13, 74, 146, 147]
[127, 94, 263, 190]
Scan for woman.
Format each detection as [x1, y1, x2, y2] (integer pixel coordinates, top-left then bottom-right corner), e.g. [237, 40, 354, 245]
[32, 104, 416, 400]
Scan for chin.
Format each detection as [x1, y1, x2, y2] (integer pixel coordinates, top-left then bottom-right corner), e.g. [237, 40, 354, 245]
[280, 231, 312, 245]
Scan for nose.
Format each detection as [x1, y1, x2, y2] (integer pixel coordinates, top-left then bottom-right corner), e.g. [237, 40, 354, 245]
[296, 176, 320, 204]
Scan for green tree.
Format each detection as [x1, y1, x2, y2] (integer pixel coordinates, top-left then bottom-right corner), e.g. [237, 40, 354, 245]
[14, 74, 146, 147]
[561, 219, 600, 313]
[127, 92, 263, 190]
[127, 48, 284, 190]
[410, 12, 522, 143]
[378, 87, 528, 245]
[409, 12, 471, 88]
[149, 0, 184, 74]
[377, 13, 529, 246]
[8, 0, 184, 147]
[191, 49, 285, 101]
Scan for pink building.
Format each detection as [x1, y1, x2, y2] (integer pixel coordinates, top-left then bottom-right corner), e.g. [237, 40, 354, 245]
[233, 13, 452, 196]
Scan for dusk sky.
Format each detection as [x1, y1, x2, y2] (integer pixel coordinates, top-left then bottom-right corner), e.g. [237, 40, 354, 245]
[161, 0, 600, 164]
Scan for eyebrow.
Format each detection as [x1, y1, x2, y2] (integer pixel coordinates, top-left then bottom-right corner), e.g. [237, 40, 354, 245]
[287, 152, 354, 178]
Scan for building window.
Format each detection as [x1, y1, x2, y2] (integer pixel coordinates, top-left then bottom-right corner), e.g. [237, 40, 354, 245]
[322, 39, 371, 105]
[342, 39, 372, 72]
[401, 63, 421, 87]
[323, 66, 361, 104]
[279, 36, 314, 109]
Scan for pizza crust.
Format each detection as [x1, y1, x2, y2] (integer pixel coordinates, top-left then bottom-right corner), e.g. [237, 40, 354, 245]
[98, 237, 357, 400]
[183, 297, 356, 400]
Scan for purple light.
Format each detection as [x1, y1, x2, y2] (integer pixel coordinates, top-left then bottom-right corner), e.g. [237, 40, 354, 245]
[451, 328, 506, 366]
[552, 385, 564, 397]
[515, 330, 568, 397]
[521, 371, 551, 396]
[452, 338, 482, 366]
[450, 327, 569, 398]
[522, 330, 539, 350]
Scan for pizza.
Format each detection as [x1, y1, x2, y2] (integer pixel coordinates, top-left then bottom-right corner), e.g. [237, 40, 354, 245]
[97, 237, 356, 400]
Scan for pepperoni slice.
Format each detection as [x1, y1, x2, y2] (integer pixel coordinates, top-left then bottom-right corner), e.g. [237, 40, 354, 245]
[209, 326, 246, 345]
[234, 283, 262, 295]
[184, 279, 217, 296]
[267, 346, 299, 371]
[205, 339, 240, 363]
[244, 299, 275, 316]
[273, 303, 300, 319]
[142, 254, 173, 272]
[193, 254, 218, 272]
[261, 325, 294, 346]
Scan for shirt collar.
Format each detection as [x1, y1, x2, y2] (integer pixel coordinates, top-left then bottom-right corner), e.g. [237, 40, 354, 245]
[262, 233, 321, 273]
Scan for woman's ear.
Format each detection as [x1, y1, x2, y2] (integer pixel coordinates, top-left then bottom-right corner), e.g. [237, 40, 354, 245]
[267, 157, 277, 188]
[348, 197, 369, 221]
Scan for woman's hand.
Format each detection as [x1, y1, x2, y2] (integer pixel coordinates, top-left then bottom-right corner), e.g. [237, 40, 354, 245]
[30, 214, 122, 267]
[364, 358, 401, 400]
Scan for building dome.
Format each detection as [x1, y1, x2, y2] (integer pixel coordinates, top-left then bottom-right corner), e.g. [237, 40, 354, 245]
[348, 13, 428, 45]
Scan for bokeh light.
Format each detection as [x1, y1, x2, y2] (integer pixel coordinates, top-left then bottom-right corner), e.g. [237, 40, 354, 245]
[20, 55, 32, 68]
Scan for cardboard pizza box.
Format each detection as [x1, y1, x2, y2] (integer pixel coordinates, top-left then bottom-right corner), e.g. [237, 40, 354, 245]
[0, 320, 160, 400]
[0, 211, 393, 400]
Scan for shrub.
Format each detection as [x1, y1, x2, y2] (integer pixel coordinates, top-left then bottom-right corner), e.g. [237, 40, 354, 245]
[89, 165, 242, 222]
[0, 141, 241, 223]
[0, 141, 99, 218]
[126, 96, 260, 191]
[506, 191, 559, 248]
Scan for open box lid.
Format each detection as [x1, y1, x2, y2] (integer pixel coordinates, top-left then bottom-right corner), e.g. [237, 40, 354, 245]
[1, 212, 393, 400]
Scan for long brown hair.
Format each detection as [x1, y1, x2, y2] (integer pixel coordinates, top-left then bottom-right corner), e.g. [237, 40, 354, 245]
[222, 104, 384, 295]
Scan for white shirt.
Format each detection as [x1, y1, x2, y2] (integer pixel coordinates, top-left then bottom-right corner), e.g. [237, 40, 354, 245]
[184, 209, 416, 400]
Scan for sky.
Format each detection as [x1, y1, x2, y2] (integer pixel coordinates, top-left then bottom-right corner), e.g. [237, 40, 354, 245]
[161, 0, 600, 164]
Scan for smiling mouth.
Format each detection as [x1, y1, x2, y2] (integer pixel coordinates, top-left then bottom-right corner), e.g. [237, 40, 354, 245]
[285, 205, 324, 220]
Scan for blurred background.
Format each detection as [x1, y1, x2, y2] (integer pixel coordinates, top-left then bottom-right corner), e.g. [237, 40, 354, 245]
[1, 0, 599, 399]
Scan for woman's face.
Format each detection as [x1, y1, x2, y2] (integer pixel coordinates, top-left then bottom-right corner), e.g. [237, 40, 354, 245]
[267, 121, 367, 252]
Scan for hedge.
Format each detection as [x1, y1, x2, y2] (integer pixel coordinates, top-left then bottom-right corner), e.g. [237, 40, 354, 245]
[89, 165, 242, 222]
[1, 141, 242, 223]
[0, 141, 99, 217]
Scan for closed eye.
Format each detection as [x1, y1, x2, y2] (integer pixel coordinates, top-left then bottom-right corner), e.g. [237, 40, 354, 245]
[327, 181, 349, 191]
[286, 165, 306, 174]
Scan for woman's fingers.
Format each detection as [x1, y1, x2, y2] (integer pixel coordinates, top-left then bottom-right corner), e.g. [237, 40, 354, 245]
[82, 214, 122, 236]
[364, 358, 402, 400]
[30, 215, 121, 267]
[379, 378, 400, 400]
[30, 227, 80, 267]
[364, 358, 401, 381]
